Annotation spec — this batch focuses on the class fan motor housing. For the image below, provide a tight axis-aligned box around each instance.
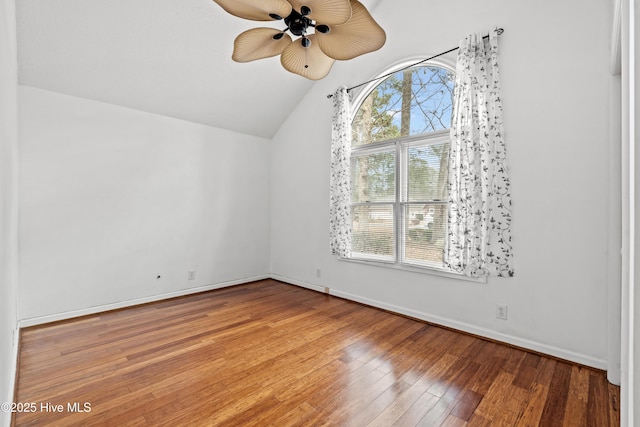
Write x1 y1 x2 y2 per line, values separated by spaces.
284 9 311 36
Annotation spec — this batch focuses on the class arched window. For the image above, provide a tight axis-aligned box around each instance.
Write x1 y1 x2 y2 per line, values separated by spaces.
349 62 454 269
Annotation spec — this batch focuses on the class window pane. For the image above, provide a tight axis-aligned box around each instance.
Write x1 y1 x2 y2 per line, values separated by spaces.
407 142 449 202
402 203 447 266
351 151 395 203
351 205 394 260
347 63 454 271
351 66 454 147
352 83 401 145
405 67 455 135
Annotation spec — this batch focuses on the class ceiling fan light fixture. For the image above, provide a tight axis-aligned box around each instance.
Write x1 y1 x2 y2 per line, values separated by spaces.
213 0 385 79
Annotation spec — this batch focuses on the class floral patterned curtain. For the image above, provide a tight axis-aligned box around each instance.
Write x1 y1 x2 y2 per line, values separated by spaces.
329 86 352 257
445 28 514 278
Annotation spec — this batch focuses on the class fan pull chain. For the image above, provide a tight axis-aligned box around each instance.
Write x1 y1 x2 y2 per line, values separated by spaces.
303 35 309 69
305 45 309 69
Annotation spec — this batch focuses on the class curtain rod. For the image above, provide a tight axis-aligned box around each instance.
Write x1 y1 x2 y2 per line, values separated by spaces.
327 27 504 99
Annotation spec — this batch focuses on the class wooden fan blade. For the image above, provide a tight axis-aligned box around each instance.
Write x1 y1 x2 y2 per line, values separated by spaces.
233 28 293 62
280 35 335 80
287 0 352 25
316 0 385 60
212 0 292 21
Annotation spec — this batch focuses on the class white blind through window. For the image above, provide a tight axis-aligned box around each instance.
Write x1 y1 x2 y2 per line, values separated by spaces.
348 63 454 272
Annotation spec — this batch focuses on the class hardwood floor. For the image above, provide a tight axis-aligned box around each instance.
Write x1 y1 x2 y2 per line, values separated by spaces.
13 280 619 426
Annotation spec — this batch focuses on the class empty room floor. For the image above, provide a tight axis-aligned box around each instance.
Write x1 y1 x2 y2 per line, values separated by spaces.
13 280 619 426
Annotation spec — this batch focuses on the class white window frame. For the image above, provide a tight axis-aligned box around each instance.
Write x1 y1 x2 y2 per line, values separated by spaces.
343 59 485 282
398 131 451 270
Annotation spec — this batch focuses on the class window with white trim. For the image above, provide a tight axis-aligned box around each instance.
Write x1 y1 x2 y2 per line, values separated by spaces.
349 63 454 270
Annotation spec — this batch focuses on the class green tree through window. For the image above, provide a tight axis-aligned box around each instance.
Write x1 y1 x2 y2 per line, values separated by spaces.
350 64 454 268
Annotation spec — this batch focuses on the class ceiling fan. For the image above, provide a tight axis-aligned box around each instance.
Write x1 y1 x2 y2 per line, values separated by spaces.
211 0 386 80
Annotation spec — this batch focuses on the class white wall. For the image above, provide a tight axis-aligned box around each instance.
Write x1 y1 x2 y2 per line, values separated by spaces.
620 0 637 423
271 0 614 368
0 0 19 425
18 86 271 323
632 0 638 422
609 72 623 385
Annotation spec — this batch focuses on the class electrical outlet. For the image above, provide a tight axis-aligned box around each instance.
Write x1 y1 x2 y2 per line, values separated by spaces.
496 304 508 320
316 269 321 278
187 270 196 280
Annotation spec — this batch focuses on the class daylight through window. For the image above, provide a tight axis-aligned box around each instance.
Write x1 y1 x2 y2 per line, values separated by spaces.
349 64 454 270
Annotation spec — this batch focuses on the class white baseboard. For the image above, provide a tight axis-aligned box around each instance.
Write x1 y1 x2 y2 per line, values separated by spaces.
18 275 270 328
271 274 608 371
15 273 608 371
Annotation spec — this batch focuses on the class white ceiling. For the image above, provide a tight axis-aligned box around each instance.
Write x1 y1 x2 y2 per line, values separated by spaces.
16 0 379 138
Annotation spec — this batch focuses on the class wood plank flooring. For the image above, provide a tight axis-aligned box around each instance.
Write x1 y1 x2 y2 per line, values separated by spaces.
13 280 619 426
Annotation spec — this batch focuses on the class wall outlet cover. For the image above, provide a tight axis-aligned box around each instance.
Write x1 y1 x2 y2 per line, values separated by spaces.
496 304 508 320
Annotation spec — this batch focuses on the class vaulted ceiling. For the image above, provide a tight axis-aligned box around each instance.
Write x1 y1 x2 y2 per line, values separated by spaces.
16 0 381 138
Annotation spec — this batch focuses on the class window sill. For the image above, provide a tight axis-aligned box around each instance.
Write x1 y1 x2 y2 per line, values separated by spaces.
339 255 487 284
